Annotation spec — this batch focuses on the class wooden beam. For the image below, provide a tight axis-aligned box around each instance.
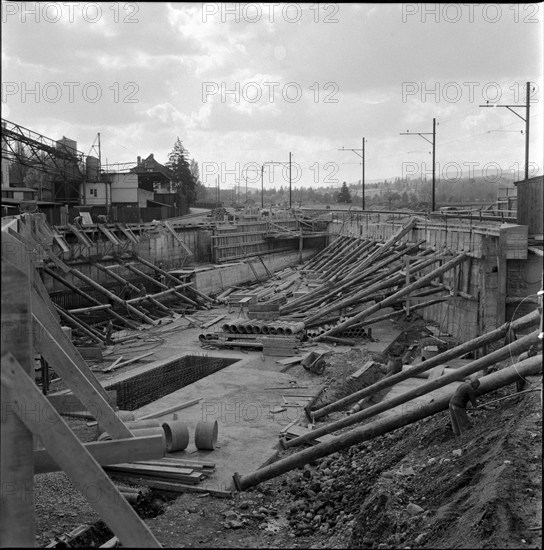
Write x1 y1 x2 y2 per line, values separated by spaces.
125 283 193 304
286 330 540 448
34 434 165 474
315 253 468 340
311 308 541 420
42 265 139 330
134 255 214 303
54 305 106 343
91 261 140 294
123 263 198 307
31 291 133 439
1 353 161 548
99 352 154 373
235 355 542 490
69 266 157 325
136 398 203 421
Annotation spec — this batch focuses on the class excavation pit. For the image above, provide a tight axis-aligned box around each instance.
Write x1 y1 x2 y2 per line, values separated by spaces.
104 355 238 411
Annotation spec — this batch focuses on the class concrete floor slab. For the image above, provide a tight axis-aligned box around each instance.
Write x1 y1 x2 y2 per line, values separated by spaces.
98 308 322 491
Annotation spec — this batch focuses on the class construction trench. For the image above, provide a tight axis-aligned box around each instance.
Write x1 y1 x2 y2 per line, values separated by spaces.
1 209 542 548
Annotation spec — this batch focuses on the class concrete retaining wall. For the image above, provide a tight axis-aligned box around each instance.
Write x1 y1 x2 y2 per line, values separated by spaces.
193 249 317 295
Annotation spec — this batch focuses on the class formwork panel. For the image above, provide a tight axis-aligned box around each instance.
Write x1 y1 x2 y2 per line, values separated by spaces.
105 355 238 410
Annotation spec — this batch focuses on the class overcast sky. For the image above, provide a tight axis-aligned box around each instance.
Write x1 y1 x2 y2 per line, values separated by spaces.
2 2 543 191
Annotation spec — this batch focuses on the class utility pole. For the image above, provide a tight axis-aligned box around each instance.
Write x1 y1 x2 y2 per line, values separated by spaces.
400 119 436 211
261 165 264 209
479 81 532 180
289 152 292 208
339 138 365 210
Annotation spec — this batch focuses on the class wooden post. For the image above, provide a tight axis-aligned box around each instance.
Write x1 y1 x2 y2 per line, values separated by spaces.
1 261 35 547
235 356 542 490
405 256 411 317
497 232 507 326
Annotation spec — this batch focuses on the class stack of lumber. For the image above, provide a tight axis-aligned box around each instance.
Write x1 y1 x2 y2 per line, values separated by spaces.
262 335 299 356
105 457 215 486
227 291 258 306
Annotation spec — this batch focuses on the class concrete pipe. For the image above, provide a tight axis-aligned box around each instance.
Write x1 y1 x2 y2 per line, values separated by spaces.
234 322 248 333
121 491 142 505
194 420 218 450
241 322 254 334
161 420 190 452
261 324 270 334
285 322 305 335
221 322 231 332
269 324 279 335
251 321 264 334
276 325 286 335
97 426 166 447
97 410 135 435
125 420 162 431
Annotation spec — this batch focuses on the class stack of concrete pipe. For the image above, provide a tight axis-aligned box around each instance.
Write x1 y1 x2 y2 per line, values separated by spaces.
220 319 305 336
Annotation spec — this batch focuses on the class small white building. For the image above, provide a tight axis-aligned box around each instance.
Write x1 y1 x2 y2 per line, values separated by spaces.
81 181 111 206
109 172 153 207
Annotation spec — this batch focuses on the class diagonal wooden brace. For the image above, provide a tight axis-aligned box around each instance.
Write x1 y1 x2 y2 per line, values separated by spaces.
1 353 161 548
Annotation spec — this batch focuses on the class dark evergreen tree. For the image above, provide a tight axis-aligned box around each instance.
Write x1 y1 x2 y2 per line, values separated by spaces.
336 181 352 203
167 138 197 207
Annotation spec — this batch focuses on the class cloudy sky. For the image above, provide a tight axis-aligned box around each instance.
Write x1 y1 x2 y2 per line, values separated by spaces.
2 2 543 191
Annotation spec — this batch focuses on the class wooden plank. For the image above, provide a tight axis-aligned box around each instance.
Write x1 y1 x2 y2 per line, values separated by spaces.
1 260 35 547
202 315 226 329
51 227 70 253
119 478 233 497
67 224 93 247
133 459 215 471
428 365 446 380
137 397 203 421
105 357 124 371
98 224 121 245
34 435 165 474
1 353 161 548
99 352 154 373
275 355 305 366
104 463 195 476
106 468 204 484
